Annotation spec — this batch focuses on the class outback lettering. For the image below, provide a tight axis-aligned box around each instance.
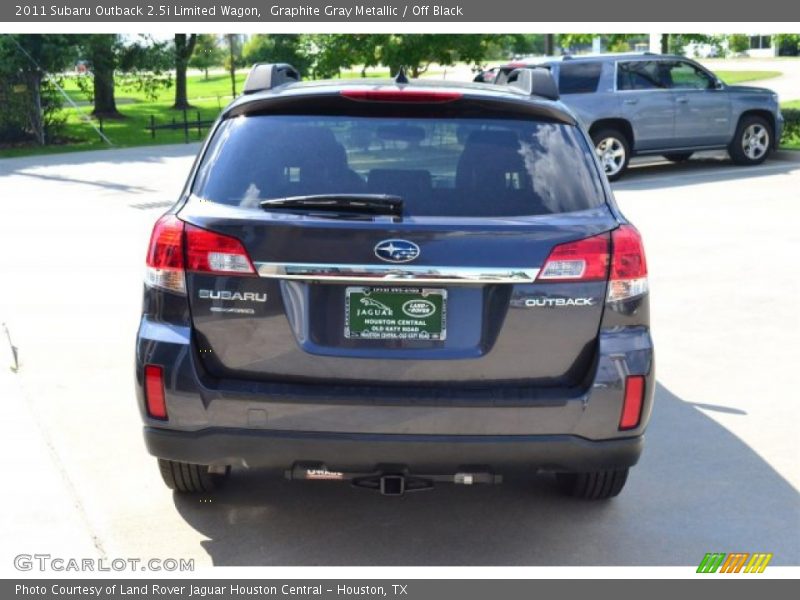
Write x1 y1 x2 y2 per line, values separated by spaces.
524 298 596 307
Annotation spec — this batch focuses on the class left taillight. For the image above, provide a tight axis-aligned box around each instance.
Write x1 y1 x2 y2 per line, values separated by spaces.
537 233 610 282
145 214 186 294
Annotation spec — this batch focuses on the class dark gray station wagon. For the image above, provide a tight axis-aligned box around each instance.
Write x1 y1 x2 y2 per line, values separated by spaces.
136 64 654 499
484 53 784 179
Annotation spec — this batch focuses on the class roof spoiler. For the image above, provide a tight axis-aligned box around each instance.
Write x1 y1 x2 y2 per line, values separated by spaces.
506 67 559 101
243 63 301 94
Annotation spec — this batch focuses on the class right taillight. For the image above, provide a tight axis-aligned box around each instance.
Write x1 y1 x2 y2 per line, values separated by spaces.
607 225 648 303
145 214 186 294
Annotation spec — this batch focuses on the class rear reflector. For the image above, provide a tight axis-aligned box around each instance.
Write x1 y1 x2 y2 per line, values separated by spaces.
619 375 645 430
145 215 186 294
340 89 462 103
537 233 610 281
144 365 167 420
607 225 648 302
185 224 255 275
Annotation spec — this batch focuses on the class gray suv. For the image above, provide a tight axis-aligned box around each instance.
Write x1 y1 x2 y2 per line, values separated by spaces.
484 53 784 180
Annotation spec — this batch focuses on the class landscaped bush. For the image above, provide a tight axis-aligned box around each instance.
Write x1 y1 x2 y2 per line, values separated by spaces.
782 109 800 146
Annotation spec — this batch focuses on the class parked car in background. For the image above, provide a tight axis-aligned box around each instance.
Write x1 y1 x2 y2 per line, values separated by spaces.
481 53 784 180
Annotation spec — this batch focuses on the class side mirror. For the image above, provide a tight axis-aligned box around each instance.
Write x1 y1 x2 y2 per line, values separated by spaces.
713 78 724 90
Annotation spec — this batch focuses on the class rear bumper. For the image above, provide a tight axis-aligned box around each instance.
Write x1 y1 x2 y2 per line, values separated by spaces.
144 426 644 472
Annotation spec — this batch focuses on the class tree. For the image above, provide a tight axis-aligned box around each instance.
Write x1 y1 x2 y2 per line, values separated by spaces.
79 34 171 119
242 35 314 75
173 34 197 110
225 34 243 96
0 34 78 145
83 34 122 118
189 34 224 79
377 34 493 78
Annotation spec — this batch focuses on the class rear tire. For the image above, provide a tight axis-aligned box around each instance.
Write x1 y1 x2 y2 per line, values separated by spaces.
556 468 629 500
591 129 630 181
729 115 772 166
663 152 693 163
158 459 229 494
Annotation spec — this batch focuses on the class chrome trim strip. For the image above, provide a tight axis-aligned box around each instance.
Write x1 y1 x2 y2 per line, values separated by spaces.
254 262 540 284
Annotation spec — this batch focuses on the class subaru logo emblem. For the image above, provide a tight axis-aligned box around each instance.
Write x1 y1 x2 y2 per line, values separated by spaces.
374 239 420 263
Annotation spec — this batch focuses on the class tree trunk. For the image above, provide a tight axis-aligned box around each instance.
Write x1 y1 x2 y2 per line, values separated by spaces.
173 34 197 110
661 34 669 54
545 34 555 55
227 35 237 97
28 73 45 145
92 63 122 118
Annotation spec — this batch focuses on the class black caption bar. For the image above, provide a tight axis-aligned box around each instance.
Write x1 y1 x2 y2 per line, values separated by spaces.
3 0 799 22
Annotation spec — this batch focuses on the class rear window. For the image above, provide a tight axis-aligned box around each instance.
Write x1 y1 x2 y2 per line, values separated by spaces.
558 62 603 94
192 115 604 217
616 61 666 90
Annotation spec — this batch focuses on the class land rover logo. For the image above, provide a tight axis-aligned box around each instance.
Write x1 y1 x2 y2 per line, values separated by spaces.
402 299 436 318
374 239 420 263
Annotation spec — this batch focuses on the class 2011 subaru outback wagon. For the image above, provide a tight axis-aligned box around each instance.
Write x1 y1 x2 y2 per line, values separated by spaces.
136 63 654 500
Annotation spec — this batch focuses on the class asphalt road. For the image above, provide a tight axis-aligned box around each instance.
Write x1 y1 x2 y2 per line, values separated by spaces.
0 146 798 568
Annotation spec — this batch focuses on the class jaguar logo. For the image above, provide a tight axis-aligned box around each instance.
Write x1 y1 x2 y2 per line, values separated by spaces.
374 239 420 263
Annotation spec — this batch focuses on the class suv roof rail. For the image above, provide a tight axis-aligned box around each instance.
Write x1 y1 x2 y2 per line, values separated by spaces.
243 63 301 94
506 67 559 101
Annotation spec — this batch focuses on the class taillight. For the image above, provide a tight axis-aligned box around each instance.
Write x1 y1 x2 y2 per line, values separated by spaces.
537 233 610 281
607 225 648 302
340 89 462 103
185 224 255 275
144 364 167 420
619 375 645 430
145 215 186 294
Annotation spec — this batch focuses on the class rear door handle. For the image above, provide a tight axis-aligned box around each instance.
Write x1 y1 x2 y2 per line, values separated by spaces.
676 97 689 103
623 98 638 105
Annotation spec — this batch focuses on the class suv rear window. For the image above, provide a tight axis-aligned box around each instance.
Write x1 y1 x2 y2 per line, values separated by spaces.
192 115 604 217
617 61 666 90
558 62 603 94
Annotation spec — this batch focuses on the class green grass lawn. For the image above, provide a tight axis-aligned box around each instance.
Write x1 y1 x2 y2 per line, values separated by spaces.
715 70 782 84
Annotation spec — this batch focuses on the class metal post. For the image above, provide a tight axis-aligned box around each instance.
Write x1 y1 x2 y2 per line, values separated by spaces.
183 109 189 143
150 115 155 139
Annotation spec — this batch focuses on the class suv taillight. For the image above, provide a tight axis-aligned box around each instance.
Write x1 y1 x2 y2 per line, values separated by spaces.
145 215 186 294
145 216 256 294
185 224 255 275
537 233 610 282
536 225 648 303
607 225 648 302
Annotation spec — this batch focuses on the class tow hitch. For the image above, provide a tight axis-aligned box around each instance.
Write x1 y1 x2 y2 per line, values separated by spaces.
285 463 502 496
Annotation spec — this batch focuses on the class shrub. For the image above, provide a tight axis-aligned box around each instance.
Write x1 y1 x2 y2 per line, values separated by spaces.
781 109 800 146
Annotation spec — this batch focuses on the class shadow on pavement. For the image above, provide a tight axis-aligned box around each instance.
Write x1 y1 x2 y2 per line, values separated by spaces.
172 382 800 566
614 154 800 191
0 143 201 176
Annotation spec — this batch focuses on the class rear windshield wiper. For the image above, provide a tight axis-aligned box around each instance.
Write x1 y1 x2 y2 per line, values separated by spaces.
260 194 403 216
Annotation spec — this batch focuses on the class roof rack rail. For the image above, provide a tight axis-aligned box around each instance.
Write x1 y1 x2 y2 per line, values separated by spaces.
243 63 300 95
506 67 559 101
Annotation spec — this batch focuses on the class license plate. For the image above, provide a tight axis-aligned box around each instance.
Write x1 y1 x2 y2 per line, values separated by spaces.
345 287 447 341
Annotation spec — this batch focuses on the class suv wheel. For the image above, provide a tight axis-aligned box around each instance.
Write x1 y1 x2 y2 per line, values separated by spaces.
556 468 629 500
730 115 772 165
663 152 693 163
158 459 229 493
592 129 630 181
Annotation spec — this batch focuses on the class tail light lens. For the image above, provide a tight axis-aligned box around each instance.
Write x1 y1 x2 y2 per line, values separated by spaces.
619 375 645 430
145 215 186 294
607 225 648 302
537 233 610 281
144 364 167 420
185 224 255 275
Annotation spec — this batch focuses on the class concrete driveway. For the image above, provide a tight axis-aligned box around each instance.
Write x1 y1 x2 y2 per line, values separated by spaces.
0 145 798 568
